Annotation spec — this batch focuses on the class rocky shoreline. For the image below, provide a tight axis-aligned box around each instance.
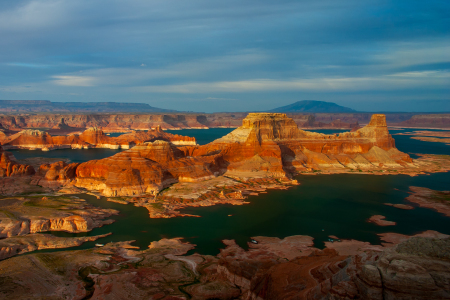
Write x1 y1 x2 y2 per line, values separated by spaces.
406 186 450 217
0 231 448 299
0 233 111 261
0 192 119 260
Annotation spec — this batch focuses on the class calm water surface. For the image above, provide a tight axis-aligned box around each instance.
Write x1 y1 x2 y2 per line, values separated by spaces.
166 128 235 145
37 127 450 255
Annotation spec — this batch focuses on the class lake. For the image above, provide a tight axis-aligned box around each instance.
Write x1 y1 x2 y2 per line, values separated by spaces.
35 127 450 255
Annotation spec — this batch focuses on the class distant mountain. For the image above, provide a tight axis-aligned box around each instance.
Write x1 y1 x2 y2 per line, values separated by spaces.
0 100 176 113
268 100 356 113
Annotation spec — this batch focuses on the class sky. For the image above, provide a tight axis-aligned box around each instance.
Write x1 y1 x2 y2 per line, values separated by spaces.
0 0 449 113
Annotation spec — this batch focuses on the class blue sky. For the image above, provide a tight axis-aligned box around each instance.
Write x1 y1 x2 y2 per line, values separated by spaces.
0 0 449 112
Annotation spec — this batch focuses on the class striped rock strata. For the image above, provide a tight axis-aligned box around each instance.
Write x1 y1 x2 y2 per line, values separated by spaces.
0 125 196 151
74 113 416 196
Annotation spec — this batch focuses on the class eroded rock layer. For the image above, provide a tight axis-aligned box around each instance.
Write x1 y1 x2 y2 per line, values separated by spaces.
0 125 196 150
0 149 35 177
74 113 419 197
2 112 448 132
75 140 221 196
0 234 448 299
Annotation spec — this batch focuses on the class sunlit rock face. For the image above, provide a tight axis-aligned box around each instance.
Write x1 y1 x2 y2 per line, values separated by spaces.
0 126 196 151
0 149 35 177
203 113 407 174
75 140 221 196
73 113 413 197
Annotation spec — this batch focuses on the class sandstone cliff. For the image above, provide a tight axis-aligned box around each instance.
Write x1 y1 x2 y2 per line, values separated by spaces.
0 125 196 150
74 113 417 197
0 112 430 134
0 149 35 177
0 195 118 238
399 114 450 128
75 140 221 196
200 113 409 176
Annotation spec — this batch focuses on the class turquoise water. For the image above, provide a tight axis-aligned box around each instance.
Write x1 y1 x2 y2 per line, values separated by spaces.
39 127 450 255
166 128 235 145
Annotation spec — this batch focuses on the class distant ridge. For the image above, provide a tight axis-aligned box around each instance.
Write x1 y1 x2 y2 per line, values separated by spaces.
0 100 176 113
268 100 356 113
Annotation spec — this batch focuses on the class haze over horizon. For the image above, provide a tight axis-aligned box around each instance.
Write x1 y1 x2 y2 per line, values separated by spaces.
0 1 449 113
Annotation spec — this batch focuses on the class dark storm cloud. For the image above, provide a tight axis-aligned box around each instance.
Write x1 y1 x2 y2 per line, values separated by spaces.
0 0 448 112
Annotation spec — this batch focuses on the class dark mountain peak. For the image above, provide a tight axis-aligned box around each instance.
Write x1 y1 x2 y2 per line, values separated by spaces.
268 100 356 113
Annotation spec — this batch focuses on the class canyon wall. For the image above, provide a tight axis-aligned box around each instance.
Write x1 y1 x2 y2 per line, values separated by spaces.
398 114 450 128
1 112 445 132
0 125 196 150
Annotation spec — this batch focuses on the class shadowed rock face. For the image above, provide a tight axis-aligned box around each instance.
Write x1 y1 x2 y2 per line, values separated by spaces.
215 236 450 300
0 231 447 299
73 113 414 197
351 237 450 300
399 114 450 128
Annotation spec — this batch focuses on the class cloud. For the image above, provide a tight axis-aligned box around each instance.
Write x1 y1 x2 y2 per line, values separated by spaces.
52 75 96 86
134 71 450 93
45 49 269 86
0 0 68 31
0 0 449 112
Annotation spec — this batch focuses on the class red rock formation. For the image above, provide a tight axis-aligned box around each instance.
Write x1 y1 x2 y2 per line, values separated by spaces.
74 113 415 196
39 161 79 181
0 126 196 150
215 234 450 300
1 112 438 133
216 236 379 300
399 114 450 128
0 149 35 177
75 140 221 196
193 113 407 176
0 113 213 131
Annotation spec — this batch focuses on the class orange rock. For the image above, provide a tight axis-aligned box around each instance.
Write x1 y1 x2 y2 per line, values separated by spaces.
0 150 35 177
0 126 196 150
75 113 414 196
75 140 221 196
39 161 80 181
